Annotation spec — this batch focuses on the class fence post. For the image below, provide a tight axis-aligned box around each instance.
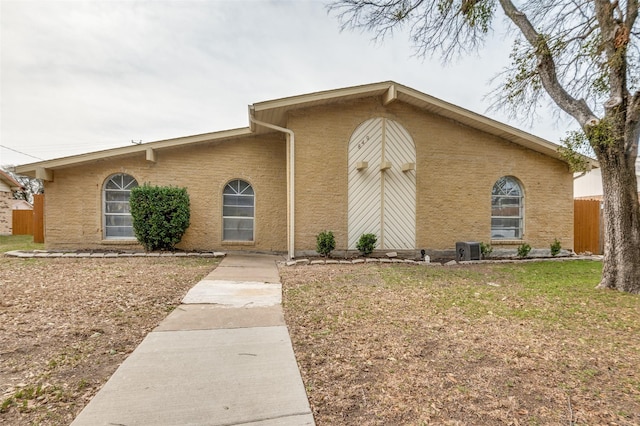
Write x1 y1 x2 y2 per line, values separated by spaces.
33 194 44 243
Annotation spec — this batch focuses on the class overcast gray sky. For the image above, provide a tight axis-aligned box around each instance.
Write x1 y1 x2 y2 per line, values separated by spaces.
0 0 575 167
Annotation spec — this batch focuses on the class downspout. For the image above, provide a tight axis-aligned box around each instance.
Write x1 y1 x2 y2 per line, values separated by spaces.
249 109 295 260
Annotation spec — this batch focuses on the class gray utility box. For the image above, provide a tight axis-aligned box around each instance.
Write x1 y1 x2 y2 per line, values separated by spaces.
456 242 481 261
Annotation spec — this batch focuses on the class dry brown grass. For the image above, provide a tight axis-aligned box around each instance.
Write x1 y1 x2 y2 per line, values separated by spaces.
0 257 217 425
281 261 640 425
2 255 638 425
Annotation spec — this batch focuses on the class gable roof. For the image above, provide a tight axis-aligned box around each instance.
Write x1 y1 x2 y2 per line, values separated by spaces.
15 81 598 177
250 81 597 167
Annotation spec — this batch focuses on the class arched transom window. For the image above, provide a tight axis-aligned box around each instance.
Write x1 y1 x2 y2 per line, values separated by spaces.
223 179 254 241
103 173 138 239
491 176 523 240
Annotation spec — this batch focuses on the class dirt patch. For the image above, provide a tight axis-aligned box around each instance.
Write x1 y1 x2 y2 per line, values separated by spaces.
281 263 640 425
0 257 217 425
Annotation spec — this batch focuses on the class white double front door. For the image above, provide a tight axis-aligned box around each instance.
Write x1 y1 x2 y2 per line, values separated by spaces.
347 118 416 250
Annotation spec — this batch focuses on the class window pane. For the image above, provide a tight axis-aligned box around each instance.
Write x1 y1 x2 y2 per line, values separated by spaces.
224 217 253 230
492 205 520 217
223 205 254 217
121 175 137 189
106 226 134 238
492 176 522 196
223 194 254 207
491 229 520 239
105 202 131 214
105 191 130 202
492 196 520 207
222 180 254 242
492 217 520 228
491 177 523 240
105 215 133 227
104 174 138 239
223 218 253 240
224 228 254 241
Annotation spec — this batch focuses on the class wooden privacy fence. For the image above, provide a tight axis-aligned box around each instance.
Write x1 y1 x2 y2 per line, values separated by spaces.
11 194 44 243
574 199 602 254
12 210 33 235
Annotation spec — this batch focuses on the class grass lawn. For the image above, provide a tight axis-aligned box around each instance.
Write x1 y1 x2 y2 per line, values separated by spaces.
0 235 44 253
281 260 640 425
0 256 217 425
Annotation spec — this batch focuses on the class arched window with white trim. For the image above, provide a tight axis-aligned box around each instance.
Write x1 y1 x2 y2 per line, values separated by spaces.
103 173 138 239
491 176 524 240
223 179 254 241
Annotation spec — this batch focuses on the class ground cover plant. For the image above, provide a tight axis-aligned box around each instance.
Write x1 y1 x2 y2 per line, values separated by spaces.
0 256 217 425
281 261 640 425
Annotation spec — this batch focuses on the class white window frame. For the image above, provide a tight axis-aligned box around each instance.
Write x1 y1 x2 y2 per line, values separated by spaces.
222 179 255 242
103 173 138 240
491 176 524 240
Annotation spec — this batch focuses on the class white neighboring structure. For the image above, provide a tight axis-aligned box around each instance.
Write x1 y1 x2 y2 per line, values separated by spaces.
574 157 640 199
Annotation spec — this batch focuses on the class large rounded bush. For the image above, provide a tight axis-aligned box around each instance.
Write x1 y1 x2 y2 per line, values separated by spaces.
129 184 190 251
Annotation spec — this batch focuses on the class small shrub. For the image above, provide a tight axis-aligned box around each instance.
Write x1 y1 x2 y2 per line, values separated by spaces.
316 230 336 257
550 238 562 256
517 243 532 258
356 233 377 256
479 242 493 259
130 184 190 251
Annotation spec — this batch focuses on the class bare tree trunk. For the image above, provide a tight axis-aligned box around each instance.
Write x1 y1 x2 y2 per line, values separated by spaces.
597 149 640 294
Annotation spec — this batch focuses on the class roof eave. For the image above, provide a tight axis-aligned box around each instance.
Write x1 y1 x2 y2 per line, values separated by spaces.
15 127 253 176
0 170 24 189
250 80 598 168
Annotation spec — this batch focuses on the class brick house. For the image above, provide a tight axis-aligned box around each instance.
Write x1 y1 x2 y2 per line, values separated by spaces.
0 170 25 235
15 82 596 257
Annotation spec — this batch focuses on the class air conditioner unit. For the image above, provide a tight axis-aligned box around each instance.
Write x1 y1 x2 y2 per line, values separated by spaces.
456 242 481 261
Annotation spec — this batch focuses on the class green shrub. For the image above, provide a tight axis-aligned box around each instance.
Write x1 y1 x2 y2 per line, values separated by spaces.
356 233 377 256
316 230 336 257
130 184 190 251
550 238 562 256
517 243 532 258
479 242 493 258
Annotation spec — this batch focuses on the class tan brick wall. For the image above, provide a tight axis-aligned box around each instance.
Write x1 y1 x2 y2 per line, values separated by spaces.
43 135 288 252
43 96 574 254
289 97 574 254
0 191 12 235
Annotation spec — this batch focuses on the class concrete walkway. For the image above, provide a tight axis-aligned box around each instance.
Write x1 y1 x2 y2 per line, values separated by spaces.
71 254 315 426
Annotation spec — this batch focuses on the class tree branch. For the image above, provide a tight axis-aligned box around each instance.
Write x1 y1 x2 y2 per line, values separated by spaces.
498 0 598 127
626 0 638 35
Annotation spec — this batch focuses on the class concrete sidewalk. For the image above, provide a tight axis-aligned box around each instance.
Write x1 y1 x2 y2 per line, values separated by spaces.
71 254 315 426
